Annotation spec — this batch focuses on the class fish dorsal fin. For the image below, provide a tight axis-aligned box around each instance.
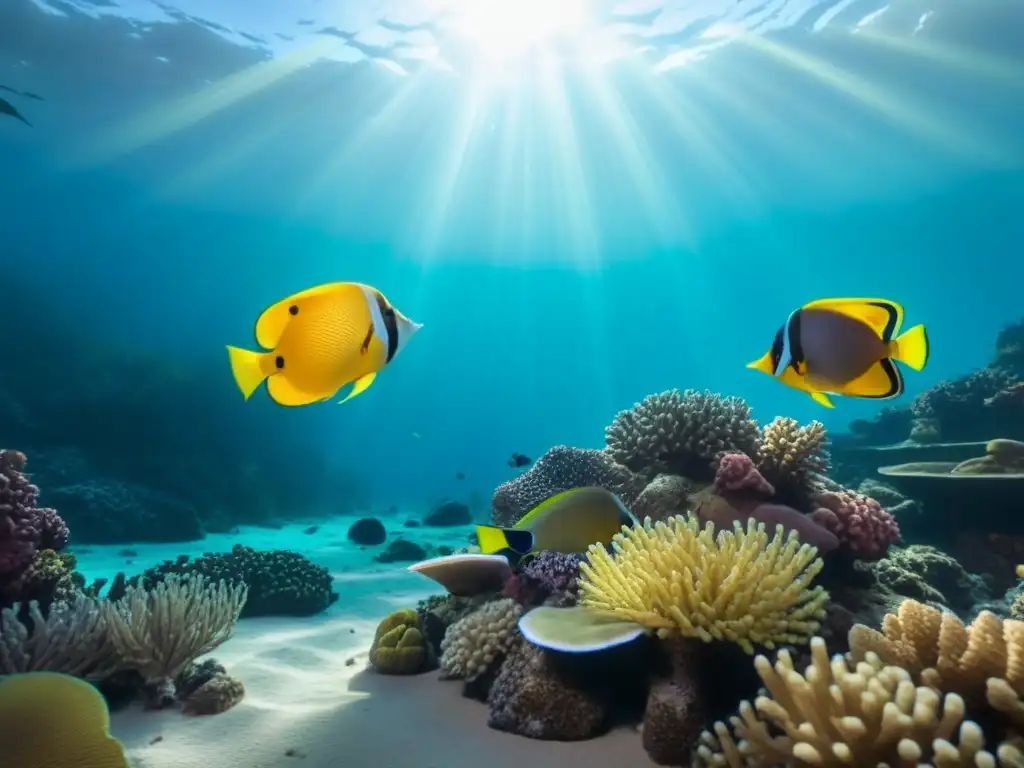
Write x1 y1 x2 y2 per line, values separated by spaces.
254 282 359 350
802 297 904 341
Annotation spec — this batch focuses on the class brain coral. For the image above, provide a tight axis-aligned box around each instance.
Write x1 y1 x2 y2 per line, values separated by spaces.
604 389 760 481
578 514 828 654
439 598 522 681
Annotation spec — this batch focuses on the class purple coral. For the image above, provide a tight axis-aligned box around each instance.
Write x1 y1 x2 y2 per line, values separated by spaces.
0 449 69 575
523 551 583 595
490 446 645 527
811 489 900 560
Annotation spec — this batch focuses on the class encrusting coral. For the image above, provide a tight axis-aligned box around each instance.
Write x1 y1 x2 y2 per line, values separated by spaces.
577 514 828 654
604 389 761 481
439 597 522 681
369 608 432 675
696 636 1022 767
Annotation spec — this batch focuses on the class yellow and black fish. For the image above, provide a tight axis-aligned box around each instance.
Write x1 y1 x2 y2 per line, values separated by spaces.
227 282 422 407
747 297 929 409
475 486 637 561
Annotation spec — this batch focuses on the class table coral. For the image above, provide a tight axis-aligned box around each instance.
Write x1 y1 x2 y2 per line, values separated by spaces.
604 389 761 481
578 514 828 654
490 445 645 527
811 488 900 560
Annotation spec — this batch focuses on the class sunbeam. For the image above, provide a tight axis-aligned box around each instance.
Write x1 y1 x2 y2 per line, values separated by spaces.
729 28 1017 168
67 37 344 167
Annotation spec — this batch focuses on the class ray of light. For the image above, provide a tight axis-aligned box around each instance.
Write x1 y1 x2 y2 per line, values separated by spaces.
68 38 344 167
414 74 490 259
849 26 1024 90
291 62 443 212
622 61 765 221
731 29 1016 167
534 51 600 267
578 64 689 249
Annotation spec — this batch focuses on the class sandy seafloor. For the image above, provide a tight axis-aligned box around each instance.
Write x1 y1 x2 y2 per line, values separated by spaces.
73 515 644 768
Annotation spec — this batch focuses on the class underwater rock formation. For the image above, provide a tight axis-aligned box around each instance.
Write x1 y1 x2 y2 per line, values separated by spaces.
347 516 386 545
423 500 472 527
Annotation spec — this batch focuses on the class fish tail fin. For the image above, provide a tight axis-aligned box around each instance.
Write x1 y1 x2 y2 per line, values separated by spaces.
475 525 511 555
889 324 929 371
226 345 270 400
475 526 534 556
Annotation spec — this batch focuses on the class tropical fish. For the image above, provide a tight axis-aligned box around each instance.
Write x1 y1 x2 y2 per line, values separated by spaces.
747 297 929 409
475 486 637 561
0 96 30 126
508 452 532 468
227 282 422 407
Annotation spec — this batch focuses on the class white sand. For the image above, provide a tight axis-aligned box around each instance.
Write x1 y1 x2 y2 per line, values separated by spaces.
74 516 645 768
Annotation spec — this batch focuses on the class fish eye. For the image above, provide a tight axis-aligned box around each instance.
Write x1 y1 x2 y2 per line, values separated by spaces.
288 305 299 316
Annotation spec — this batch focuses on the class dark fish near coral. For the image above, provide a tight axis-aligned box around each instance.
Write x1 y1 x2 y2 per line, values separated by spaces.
508 452 531 468
476 486 637 561
0 96 31 126
747 297 929 408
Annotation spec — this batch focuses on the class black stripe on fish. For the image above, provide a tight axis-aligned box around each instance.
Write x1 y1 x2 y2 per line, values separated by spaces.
788 309 806 373
502 529 535 554
870 301 900 343
374 293 399 363
863 359 904 399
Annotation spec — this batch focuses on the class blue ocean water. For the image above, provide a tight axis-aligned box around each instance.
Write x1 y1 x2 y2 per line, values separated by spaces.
4 0 1022 512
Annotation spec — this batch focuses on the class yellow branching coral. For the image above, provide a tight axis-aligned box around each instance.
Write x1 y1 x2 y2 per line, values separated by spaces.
578 514 828 654
849 599 1024 725
696 637 1024 767
756 416 830 490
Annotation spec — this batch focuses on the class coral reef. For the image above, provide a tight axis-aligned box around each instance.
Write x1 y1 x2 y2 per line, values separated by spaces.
632 473 693 523
578 514 828 654
491 445 645 527
108 544 337 618
604 389 760 481
0 449 72 608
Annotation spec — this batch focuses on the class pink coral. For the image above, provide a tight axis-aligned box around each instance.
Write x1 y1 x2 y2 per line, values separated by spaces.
811 489 900 560
0 449 69 575
714 452 774 497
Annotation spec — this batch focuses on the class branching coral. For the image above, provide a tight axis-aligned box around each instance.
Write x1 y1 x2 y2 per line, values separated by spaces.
696 636 1021 767
755 417 830 499
0 594 119 678
439 597 522 681
848 599 1024 711
604 389 761 481
577 514 828 654
490 445 646 527
101 574 247 706
811 489 901 560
